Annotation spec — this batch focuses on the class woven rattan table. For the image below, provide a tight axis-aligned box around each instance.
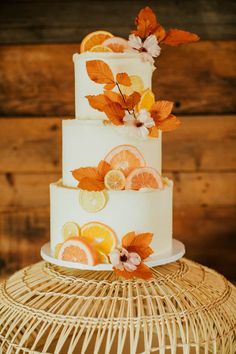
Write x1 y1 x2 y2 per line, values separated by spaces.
0 258 235 354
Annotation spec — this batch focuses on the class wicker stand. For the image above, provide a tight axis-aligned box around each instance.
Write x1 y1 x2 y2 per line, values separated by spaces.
0 258 235 354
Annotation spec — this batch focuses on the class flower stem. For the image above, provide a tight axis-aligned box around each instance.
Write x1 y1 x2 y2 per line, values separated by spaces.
116 82 137 119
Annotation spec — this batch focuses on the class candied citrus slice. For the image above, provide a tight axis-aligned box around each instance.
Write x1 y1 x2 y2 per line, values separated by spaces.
90 45 113 52
58 237 98 265
54 243 62 258
81 222 118 254
102 36 129 52
104 145 146 177
104 169 126 190
97 249 110 264
120 75 144 95
125 167 163 190
79 190 108 212
80 30 114 52
62 222 80 240
138 89 155 111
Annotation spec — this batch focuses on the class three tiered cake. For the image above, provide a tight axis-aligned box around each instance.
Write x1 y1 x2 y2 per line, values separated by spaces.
43 7 199 279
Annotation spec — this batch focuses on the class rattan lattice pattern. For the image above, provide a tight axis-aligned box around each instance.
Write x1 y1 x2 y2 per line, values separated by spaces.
0 258 235 353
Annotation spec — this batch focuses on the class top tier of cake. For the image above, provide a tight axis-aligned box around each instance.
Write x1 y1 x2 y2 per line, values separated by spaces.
73 52 154 119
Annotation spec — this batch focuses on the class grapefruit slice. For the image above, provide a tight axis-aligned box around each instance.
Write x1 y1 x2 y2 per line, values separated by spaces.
102 36 129 52
138 89 155 111
104 145 146 177
90 45 113 52
79 190 108 212
120 75 144 95
81 222 118 255
58 237 98 265
125 167 163 190
80 30 114 52
62 222 80 240
104 169 126 190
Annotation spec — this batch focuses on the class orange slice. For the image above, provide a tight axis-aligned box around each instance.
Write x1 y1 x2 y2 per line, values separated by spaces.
120 75 144 95
58 237 98 265
90 45 113 52
125 167 163 190
80 30 114 53
97 249 110 264
81 222 118 255
104 169 126 190
102 36 129 52
104 145 146 177
62 222 80 240
138 89 155 111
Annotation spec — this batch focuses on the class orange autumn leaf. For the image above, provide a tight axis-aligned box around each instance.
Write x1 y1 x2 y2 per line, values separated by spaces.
150 100 174 121
86 60 115 85
103 102 125 125
158 114 181 131
104 82 116 90
78 178 105 191
72 167 100 181
163 29 200 46
116 73 131 86
103 90 124 105
86 94 110 111
125 91 141 110
98 160 112 178
133 6 162 40
114 262 153 280
148 126 159 138
122 232 153 260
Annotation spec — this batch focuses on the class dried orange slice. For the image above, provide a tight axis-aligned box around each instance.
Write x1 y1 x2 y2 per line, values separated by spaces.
125 167 163 190
104 145 146 177
79 190 108 212
80 30 114 52
102 36 129 52
138 89 155 111
90 45 113 52
58 237 98 265
104 169 126 190
81 222 118 255
120 75 144 95
62 222 80 240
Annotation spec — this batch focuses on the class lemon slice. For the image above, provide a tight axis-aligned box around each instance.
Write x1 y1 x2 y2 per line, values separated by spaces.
54 243 63 258
138 89 155 111
79 190 108 213
90 45 113 52
104 169 126 190
120 75 144 95
62 222 80 240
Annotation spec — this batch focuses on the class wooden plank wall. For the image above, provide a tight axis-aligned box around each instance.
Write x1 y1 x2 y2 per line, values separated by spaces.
0 0 235 280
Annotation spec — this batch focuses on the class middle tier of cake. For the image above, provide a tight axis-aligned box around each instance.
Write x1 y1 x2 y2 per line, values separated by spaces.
62 119 162 187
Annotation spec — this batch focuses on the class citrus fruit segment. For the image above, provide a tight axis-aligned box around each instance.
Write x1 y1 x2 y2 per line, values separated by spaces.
138 89 155 111
104 145 146 177
80 30 114 52
120 75 144 95
104 169 126 190
97 249 110 264
125 167 163 190
58 237 98 265
62 222 80 240
79 190 108 213
54 243 63 258
81 222 118 255
102 36 129 52
90 45 113 52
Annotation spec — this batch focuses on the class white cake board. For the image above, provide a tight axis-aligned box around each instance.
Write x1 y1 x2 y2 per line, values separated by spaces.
41 239 185 271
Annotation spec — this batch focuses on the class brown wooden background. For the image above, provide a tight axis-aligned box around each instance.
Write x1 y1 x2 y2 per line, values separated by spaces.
0 0 235 281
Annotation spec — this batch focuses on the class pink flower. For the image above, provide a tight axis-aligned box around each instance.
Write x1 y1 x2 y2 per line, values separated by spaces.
126 34 161 64
123 109 155 138
109 247 141 272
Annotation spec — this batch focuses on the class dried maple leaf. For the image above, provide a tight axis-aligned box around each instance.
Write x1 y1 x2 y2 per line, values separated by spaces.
103 102 125 126
98 160 112 178
158 114 181 131
86 94 110 112
72 167 100 181
122 232 153 260
114 262 153 280
79 178 105 191
125 91 141 110
86 60 115 85
133 6 161 40
162 29 200 46
116 73 131 86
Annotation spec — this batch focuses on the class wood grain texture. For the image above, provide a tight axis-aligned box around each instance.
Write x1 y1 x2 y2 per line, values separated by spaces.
0 116 235 173
0 42 235 116
0 0 235 43
0 206 235 279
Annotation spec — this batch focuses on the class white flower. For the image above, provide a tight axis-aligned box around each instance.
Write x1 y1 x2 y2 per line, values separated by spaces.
109 247 141 272
123 109 155 138
126 34 161 64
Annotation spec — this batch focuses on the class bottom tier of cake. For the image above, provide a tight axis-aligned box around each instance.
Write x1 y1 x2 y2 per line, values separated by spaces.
50 180 173 264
